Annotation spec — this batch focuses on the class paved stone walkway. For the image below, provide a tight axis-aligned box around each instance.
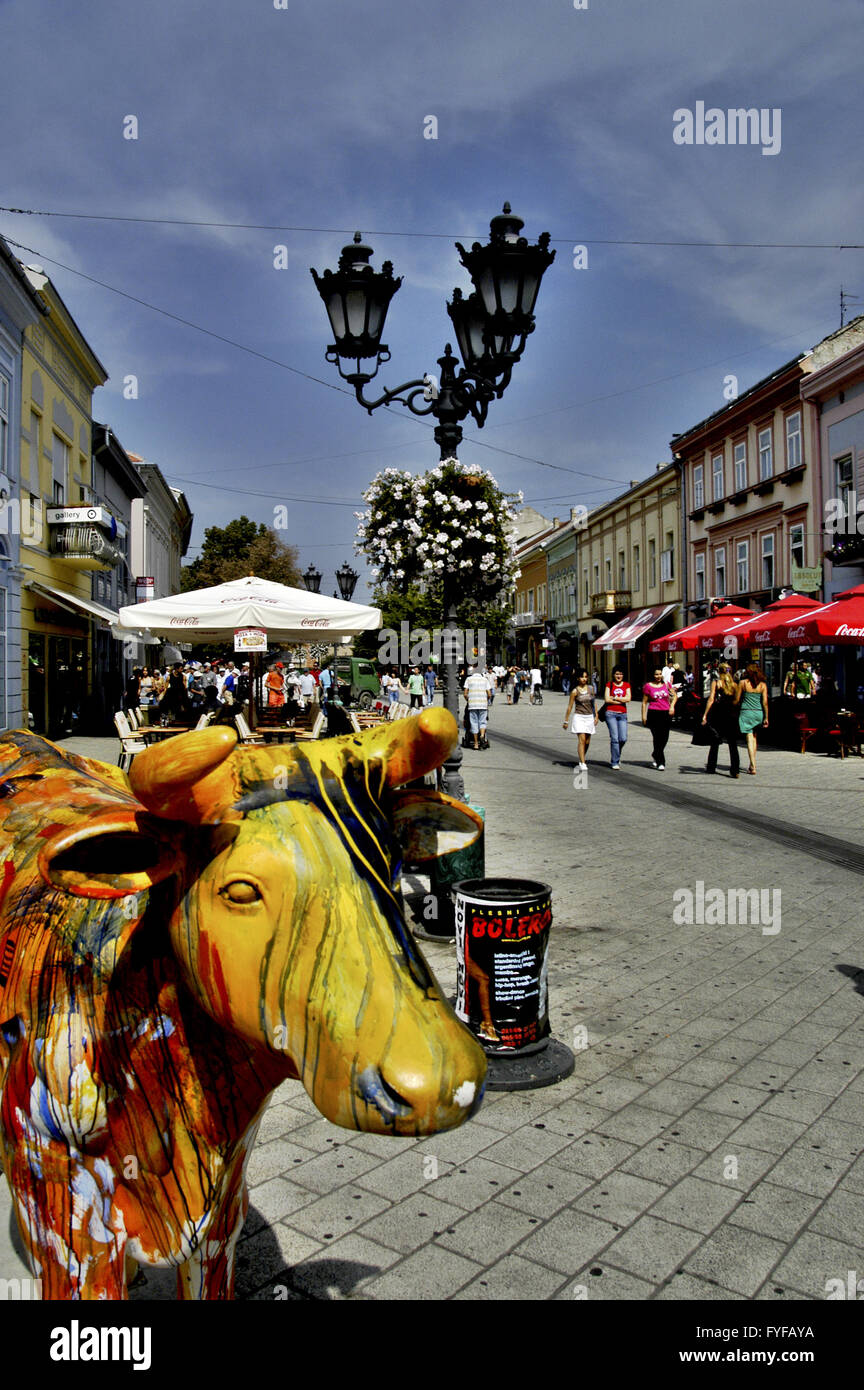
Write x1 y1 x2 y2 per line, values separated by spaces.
0 705 862 1300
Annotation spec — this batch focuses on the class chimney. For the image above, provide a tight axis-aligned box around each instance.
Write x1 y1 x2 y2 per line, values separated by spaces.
629 479 639 489
552 516 560 527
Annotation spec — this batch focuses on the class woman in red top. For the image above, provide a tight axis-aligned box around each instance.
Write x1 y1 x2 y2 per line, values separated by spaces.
603 667 631 769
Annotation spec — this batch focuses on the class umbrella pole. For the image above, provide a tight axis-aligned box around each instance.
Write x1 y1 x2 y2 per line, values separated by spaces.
249 651 259 732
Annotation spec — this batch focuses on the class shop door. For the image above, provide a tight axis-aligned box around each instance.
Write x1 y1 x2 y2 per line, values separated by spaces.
28 634 46 734
47 636 86 740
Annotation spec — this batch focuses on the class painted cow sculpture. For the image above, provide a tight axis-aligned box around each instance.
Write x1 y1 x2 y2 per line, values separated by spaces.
0 708 486 1299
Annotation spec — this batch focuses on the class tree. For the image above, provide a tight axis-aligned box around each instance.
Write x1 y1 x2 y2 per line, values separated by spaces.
181 517 301 591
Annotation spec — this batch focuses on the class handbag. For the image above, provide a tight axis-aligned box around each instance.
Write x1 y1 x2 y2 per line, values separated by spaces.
692 722 719 746
596 702 608 722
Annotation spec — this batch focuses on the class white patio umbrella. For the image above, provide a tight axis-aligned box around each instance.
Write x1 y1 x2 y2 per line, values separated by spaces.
116 575 381 728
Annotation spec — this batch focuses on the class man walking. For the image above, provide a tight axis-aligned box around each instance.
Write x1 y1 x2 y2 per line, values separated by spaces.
529 664 543 704
463 664 490 750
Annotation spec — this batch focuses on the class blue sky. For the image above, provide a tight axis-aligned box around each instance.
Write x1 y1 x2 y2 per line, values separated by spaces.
1 0 862 599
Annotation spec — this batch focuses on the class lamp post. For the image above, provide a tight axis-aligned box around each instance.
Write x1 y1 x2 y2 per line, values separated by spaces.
302 564 322 593
312 203 554 796
335 562 359 602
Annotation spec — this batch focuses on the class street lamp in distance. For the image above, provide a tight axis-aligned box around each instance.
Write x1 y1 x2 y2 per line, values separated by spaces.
302 564 322 593
335 562 359 602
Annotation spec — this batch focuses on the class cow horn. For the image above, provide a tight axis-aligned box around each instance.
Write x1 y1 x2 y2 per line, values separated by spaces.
363 707 458 787
129 726 240 823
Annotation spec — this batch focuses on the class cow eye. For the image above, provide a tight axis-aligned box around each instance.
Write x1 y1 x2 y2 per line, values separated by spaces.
221 880 262 905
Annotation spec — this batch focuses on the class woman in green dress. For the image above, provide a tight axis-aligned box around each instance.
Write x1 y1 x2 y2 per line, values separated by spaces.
736 663 769 775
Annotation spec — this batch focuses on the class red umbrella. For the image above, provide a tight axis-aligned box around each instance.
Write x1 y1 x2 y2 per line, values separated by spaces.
776 584 864 647
649 604 753 652
724 593 824 648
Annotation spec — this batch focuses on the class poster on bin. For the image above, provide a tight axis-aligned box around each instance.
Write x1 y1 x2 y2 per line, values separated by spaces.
454 885 552 1051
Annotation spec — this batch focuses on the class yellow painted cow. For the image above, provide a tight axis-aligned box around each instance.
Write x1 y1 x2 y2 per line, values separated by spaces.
0 709 486 1299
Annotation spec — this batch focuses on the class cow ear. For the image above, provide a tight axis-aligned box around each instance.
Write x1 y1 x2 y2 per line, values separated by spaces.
391 790 483 863
37 811 179 899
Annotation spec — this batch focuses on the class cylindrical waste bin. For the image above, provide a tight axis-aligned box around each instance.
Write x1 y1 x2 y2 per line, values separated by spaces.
452 878 552 1052
451 877 574 1090
417 808 485 941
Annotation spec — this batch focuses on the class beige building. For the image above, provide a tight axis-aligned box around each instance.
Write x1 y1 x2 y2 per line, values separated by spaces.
581 463 683 686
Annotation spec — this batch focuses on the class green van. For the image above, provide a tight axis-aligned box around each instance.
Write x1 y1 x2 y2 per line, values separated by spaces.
333 657 380 709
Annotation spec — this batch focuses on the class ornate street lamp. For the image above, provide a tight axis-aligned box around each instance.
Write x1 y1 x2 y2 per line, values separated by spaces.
302 564 322 593
311 203 554 459
335 561 359 602
312 204 554 795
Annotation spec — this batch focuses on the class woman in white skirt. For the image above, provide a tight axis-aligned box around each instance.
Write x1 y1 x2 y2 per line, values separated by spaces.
562 667 599 769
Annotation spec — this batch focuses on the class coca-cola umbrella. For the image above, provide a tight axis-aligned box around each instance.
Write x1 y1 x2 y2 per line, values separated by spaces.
649 604 753 652
721 593 824 650
774 584 864 647
116 574 381 728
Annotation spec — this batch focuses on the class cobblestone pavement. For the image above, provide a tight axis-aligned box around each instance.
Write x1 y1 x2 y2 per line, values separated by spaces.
1 706 863 1301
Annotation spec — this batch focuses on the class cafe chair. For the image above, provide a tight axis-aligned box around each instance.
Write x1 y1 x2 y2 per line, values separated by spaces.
113 711 148 771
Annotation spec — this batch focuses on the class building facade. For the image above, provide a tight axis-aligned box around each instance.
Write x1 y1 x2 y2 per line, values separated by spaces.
800 316 864 601
0 238 44 731
17 265 121 738
91 424 148 726
581 464 683 686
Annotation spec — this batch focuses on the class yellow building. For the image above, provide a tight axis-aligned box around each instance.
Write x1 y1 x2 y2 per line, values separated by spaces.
17 265 118 737
581 463 683 687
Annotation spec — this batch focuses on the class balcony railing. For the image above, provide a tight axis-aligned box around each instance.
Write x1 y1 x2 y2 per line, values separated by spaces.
49 524 124 571
589 589 631 616
513 610 541 627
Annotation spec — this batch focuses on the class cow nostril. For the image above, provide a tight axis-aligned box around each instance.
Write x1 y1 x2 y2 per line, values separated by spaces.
356 1066 413 1123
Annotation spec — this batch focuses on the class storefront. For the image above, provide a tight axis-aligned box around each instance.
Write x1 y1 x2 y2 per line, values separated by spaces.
591 603 679 692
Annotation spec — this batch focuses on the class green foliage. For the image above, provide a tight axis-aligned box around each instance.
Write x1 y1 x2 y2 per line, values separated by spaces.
181 517 301 591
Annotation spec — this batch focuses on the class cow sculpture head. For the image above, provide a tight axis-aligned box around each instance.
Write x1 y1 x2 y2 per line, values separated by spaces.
37 709 487 1138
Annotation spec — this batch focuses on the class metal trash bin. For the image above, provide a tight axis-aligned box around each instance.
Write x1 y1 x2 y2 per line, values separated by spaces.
451 877 574 1091
416 807 485 941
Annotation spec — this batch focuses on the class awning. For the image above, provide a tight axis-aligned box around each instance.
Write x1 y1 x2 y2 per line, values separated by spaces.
27 580 119 626
592 604 677 650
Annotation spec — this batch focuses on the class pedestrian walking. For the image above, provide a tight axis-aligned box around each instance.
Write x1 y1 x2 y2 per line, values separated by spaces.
737 663 769 775
603 666 631 769
407 666 424 709
424 664 436 706
563 668 598 771
641 666 677 770
701 661 740 777
463 665 490 750
529 665 543 704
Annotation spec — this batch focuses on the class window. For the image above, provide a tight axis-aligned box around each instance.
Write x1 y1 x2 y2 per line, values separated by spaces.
786 411 802 468
661 531 674 582
52 433 69 501
53 480 64 505
758 427 773 480
29 410 40 484
712 453 724 500
790 523 804 569
527 588 534 613
618 550 626 588
583 569 588 606
633 544 640 590
0 374 9 475
761 534 775 589
835 453 854 509
734 441 747 492
649 538 656 588
695 553 706 600
693 464 704 509
715 546 726 596
605 556 612 588
736 540 749 593
592 563 599 594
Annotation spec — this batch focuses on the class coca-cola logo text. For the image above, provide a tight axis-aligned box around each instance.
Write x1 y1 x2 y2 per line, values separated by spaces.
300 618 331 627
